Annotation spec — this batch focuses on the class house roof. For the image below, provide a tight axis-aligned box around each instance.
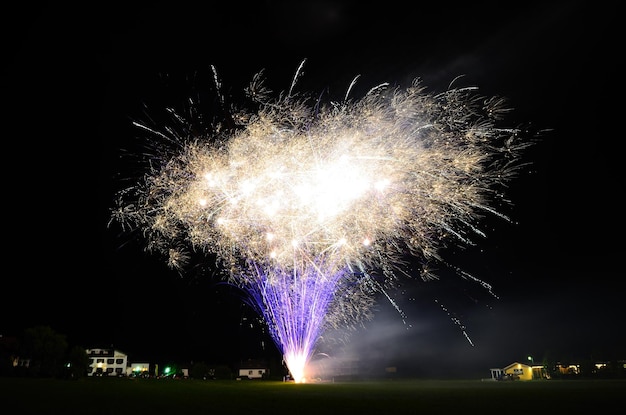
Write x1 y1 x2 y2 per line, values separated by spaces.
503 362 531 370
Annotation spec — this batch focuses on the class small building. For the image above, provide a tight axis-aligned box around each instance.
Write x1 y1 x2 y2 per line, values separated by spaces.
238 359 268 379
490 362 534 381
127 362 150 377
490 362 550 380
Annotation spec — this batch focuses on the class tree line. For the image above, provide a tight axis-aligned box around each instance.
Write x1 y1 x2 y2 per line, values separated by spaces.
0 326 89 379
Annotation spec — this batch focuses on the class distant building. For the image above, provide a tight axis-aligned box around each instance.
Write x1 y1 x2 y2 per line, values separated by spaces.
489 362 549 381
128 362 151 377
238 359 268 379
86 348 128 377
557 363 578 375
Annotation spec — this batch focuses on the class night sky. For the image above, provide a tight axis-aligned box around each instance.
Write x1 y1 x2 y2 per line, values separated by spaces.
4 1 623 378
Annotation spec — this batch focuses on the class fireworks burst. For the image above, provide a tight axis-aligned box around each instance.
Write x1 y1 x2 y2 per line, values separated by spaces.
110 60 533 383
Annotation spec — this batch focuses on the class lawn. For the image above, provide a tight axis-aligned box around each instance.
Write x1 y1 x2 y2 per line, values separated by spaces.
3 377 624 415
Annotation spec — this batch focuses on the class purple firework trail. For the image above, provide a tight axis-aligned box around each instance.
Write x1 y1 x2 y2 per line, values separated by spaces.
110 60 533 382
243 260 350 383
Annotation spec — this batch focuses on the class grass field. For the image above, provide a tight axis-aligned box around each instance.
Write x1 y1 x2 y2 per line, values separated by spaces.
3 377 625 415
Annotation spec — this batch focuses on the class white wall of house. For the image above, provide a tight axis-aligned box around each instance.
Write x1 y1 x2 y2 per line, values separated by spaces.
86 348 128 377
238 368 267 379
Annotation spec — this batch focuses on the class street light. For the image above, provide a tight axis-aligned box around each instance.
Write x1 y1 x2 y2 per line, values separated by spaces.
527 356 534 365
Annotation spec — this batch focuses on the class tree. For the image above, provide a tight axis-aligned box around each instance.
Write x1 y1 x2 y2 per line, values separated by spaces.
0 335 19 376
190 361 211 379
65 345 89 379
20 326 68 377
213 364 233 380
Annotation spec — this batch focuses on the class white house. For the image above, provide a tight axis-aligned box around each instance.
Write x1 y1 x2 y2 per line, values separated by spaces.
86 348 128 377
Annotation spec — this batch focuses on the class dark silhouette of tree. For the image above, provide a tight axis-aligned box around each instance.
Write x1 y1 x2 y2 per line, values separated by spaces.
190 361 211 379
0 335 19 376
212 364 233 380
20 326 67 377
65 345 89 379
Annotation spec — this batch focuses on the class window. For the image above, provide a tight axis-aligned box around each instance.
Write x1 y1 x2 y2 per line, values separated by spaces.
96 359 104 363
116 358 124 364
107 358 114 364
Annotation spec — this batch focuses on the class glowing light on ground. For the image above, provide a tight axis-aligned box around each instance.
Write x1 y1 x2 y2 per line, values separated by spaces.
110 61 533 382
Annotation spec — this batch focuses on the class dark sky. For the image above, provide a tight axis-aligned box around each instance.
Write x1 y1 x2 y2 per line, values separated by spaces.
4 1 623 378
